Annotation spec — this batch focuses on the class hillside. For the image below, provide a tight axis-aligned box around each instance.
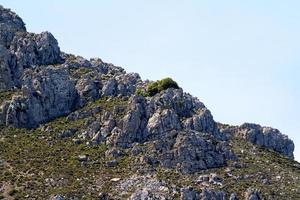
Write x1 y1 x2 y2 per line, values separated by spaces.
0 5 299 200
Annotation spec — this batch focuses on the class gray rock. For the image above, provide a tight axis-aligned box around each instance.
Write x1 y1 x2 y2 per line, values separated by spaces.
0 5 26 47
229 193 239 200
3 66 79 128
10 31 62 67
153 131 233 174
199 188 226 200
76 78 100 105
50 195 64 200
106 160 118 168
147 109 181 139
121 175 170 200
181 188 226 200
209 173 222 185
245 188 262 200
108 96 147 147
65 55 91 69
147 88 205 118
102 78 117 97
239 123 294 159
180 187 199 200
184 108 223 139
0 46 17 91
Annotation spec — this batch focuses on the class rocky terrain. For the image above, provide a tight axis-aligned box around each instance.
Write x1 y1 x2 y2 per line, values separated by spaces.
0 5 299 200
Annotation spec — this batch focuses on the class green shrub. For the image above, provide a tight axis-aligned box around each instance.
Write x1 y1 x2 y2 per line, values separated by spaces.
137 78 179 97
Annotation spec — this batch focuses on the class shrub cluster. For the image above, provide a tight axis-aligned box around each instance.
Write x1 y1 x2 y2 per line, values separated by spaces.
136 77 179 97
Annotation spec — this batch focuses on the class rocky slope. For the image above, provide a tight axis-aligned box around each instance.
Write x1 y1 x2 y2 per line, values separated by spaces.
0 5 299 200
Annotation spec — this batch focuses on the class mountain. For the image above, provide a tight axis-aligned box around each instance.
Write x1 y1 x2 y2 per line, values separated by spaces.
0 5 299 200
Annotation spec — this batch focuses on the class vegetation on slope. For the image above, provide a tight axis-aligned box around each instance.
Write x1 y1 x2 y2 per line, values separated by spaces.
136 77 179 97
0 97 299 199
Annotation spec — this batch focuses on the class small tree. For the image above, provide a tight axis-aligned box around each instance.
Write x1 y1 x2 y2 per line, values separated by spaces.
144 77 179 97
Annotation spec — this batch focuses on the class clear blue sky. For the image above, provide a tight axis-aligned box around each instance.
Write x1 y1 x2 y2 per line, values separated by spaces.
2 0 300 161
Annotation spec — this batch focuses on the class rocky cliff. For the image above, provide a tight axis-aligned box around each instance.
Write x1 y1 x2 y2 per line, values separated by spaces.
0 5 299 200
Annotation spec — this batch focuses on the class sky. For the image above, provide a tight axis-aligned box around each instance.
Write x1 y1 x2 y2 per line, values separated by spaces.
1 0 300 161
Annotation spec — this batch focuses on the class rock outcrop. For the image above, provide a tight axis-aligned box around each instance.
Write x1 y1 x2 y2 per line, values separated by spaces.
0 6 62 91
0 5 26 47
1 66 79 128
238 123 294 159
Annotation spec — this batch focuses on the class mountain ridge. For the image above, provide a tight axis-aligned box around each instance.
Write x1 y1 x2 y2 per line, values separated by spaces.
0 5 299 200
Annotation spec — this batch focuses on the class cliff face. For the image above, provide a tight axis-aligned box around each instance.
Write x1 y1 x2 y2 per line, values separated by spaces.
0 5 299 200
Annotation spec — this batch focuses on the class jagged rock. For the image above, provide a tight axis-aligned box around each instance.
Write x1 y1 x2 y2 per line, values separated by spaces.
65 55 91 68
0 5 26 47
147 88 205 118
239 123 294 159
101 73 140 97
147 109 181 139
76 78 101 105
180 187 199 200
10 31 62 67
102 78 117 96
0 6 62 91
0 46 17 91
100 119 116 137
108 96 147 147
199 188 226 200
245 188 262 200
2 67 79 128
115 73 141 96
181 188 226 200
184 107 223 139
90 58 108 73
118 175 171 199
153 131 233 174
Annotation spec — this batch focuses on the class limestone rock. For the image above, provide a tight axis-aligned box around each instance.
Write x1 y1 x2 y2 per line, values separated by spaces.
147 88 205 118
76 78 101 105
0 46 16 91
108 96 147 147
147 109 181 140
153 131 233 174
3 66 79 128
239 123 294 159
0 5 26 47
